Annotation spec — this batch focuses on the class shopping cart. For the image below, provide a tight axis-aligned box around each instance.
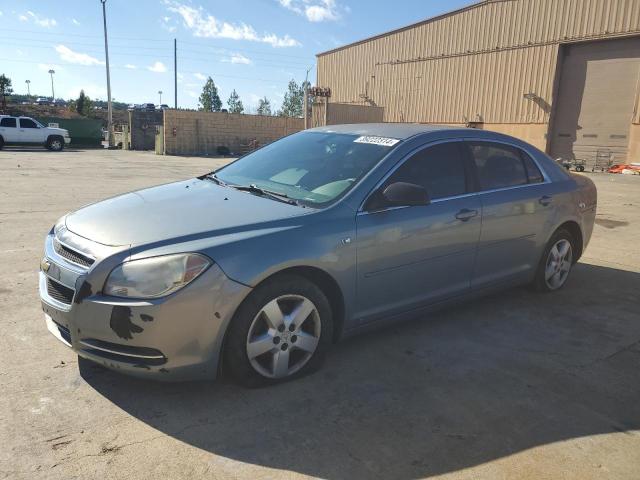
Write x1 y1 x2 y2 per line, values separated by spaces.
592 149 613 172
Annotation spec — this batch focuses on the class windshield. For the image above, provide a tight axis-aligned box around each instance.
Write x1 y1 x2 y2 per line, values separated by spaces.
215 131 399 207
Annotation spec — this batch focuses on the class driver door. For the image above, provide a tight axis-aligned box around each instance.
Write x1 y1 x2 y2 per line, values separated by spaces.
355 141 482 324
18 118 46 143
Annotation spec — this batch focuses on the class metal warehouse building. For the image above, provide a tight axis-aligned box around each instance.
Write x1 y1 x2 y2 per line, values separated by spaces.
315 0 640 164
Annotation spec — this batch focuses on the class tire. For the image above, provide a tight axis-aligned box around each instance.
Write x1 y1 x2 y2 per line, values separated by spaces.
224 274 333 387
533 228 575 293
46 136 64 152
0 136 4 150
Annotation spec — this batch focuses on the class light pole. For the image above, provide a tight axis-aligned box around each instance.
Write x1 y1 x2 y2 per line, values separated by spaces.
100 0 114 147
47 70 55 101
158 90 162 105
25 79 31 97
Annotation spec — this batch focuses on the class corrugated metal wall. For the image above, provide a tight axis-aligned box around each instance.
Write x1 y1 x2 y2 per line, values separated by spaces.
311 102 385 127
317 0 640 124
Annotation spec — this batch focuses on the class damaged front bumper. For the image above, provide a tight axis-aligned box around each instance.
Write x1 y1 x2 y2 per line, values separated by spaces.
40 229 251 381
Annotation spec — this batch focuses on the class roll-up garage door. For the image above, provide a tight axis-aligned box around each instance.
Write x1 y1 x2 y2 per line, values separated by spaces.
550 37 640 167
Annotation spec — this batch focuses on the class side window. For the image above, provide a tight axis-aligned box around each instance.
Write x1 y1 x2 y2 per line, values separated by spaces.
469 142 528 190
522 153 544 183
19 118 38 129
0 117 17 128
387 142 467 200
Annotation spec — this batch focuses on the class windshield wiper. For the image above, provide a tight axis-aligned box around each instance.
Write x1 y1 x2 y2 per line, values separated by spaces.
201 173 227 186
231 184 302 206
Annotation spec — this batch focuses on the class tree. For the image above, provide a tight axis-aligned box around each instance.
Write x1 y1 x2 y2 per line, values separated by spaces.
256 96 272 116
278 79 306 117
0 74 13 109
75 89 93 116
199 76 222 112
227 89 244 114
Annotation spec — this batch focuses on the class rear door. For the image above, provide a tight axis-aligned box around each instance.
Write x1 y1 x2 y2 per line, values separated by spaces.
355 141 481 322
464 141 555 288
0 117 19 142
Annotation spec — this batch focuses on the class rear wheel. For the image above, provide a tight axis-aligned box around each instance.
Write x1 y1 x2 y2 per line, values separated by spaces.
533 228 575 292
46 136 64 152
224 274 332 387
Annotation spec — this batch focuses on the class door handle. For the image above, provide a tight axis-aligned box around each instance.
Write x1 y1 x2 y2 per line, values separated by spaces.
455 208 478 221
539 195 553 206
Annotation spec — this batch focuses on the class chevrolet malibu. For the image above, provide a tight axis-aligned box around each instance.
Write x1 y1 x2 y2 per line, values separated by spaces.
40 124 597 386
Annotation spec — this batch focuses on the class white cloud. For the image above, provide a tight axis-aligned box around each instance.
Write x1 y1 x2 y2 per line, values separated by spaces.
277 0 342 22
124 64 137 69
55 45 104 66
165 1 300 47
20 11 57 27
147 61 167 73
194 72 206 81
187 90 198 98
0 11 3 16
224 53 251 65
72 18 80 25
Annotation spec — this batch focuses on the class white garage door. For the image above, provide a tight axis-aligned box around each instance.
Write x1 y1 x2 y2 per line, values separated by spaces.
550 37 640 167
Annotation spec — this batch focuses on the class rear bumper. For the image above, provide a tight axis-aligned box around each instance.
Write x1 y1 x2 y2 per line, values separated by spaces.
40 233 251 381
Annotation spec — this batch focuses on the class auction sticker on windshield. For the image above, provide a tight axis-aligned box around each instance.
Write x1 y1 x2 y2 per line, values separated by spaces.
353 136 400 147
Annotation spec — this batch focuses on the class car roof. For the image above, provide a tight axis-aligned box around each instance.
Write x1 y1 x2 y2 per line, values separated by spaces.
307 123 468 140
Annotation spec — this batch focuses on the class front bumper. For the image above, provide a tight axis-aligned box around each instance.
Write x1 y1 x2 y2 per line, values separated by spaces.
40 231 251 381
64 137 71 144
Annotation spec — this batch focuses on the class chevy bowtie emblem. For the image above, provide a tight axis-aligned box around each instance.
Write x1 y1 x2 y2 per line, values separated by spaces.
41 258 51 273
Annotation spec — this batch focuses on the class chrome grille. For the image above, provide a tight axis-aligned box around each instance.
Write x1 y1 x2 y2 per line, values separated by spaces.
53 240 94 268
46 278 74 304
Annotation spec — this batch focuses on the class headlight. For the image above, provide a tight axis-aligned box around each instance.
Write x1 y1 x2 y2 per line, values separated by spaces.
104 253 211 299
54 216 66 235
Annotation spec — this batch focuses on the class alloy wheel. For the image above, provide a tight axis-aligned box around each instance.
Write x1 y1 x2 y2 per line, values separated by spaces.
246 294 321 379
544 239 573 290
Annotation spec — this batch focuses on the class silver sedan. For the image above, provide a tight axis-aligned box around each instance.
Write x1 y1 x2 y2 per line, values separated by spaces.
39 124 597 386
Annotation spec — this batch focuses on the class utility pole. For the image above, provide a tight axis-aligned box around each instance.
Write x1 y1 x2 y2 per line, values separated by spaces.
25 79 31 97
47 70 55 100
303 66 312 129
101 0 114 148
158 90 163 105
174 38 177 109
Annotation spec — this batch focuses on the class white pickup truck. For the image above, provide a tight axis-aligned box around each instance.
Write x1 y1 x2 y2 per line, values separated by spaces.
0 115 71 151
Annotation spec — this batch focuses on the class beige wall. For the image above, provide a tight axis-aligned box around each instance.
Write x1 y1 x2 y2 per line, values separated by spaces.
629 124 640 163
317 0 640 125
163 110 304 156
311 101 385 127
483 123 550 152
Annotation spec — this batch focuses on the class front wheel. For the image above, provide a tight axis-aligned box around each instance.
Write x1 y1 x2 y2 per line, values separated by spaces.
533 229 575 292
224 274 333 387
46 136 64 152
0 136 4 150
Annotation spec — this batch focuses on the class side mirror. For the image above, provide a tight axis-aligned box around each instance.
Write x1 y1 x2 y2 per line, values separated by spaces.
362 182 430 212
382 182 430 207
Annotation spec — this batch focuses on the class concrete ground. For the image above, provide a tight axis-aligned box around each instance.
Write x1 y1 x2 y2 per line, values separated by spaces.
0 148 638 480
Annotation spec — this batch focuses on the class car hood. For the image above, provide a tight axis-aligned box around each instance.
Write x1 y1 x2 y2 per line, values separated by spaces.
65 178 308 247
47 127 68 135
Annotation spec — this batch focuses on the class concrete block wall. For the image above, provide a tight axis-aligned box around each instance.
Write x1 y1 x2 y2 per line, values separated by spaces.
163 110 304 156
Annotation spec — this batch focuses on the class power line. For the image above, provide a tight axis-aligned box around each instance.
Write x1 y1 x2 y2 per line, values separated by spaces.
0 28 313 60
0 57 305 83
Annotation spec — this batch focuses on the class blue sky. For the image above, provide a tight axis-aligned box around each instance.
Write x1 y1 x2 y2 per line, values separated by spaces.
0 0 475 111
